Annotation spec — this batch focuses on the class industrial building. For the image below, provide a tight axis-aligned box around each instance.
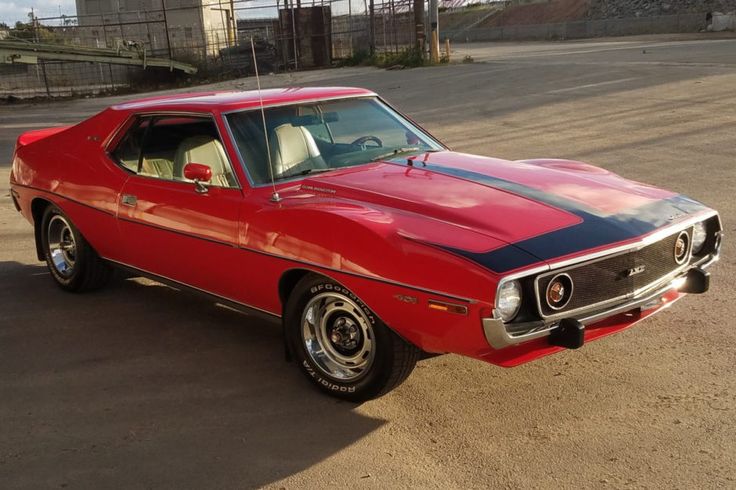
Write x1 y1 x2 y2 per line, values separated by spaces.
73 0 237 58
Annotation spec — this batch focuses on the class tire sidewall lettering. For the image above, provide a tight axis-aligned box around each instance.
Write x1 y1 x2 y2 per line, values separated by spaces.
302 360 356 393
308 282 376 325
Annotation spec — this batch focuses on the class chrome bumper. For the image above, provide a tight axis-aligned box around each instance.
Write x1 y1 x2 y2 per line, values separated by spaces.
482 258 717 350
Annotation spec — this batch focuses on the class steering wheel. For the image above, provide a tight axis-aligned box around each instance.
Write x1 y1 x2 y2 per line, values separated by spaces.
351 135 383 150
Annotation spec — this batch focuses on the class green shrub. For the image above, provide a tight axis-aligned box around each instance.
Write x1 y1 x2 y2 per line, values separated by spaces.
373 48 425 68
339 49 374 67
339 47 426 69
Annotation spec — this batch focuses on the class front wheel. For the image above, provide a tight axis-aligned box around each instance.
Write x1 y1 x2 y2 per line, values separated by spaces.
284 274 420 402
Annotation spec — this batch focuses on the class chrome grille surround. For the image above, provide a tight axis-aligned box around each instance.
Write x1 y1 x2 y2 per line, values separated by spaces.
533 226 694 321
485 211 722 350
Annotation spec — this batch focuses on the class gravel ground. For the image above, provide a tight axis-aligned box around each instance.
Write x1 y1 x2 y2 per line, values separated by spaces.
1 35 734 489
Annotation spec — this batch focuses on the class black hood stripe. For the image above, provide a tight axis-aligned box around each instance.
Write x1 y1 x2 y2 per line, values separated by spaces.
386 159 709 273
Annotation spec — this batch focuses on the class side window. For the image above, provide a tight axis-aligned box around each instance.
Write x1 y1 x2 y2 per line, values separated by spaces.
111 117 149 172
110 115 237 188
138 116 237 188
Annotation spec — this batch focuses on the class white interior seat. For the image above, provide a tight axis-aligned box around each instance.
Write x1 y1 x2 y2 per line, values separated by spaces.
173 135 234 187
270 123 327 178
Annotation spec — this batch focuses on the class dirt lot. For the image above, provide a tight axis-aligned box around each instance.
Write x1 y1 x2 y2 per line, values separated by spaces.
1 36 735 489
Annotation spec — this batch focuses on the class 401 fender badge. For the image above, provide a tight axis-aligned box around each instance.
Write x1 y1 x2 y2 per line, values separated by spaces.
394 294 418 304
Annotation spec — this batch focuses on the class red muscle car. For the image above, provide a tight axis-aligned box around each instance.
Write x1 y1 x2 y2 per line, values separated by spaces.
9 87 723 401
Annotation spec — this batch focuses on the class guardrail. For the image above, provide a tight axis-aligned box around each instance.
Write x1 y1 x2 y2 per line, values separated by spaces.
0 39 198 74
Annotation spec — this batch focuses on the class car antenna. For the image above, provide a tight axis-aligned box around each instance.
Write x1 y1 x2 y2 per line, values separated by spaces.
250 36 280 203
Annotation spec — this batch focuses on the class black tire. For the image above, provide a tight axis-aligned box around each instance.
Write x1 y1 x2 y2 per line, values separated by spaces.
40 204 112 292
284 274 420 402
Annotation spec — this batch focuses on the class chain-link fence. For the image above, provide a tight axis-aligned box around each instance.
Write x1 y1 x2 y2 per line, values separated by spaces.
1 0 439 99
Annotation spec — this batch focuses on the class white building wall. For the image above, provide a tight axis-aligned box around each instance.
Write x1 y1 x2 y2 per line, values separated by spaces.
74 0 233 57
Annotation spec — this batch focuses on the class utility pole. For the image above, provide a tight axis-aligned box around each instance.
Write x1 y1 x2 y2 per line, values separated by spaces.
230 0 237 47
429 0 439 63
348 0 353 55
290 1 298 69
368 0 375 55
279 0 288 69
413 0 424 56
294 0 301 68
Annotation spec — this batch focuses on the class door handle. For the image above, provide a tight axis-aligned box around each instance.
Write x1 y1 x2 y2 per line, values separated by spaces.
121 194 137 207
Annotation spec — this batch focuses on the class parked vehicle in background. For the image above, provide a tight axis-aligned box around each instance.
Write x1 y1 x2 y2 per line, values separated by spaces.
218 39 280 77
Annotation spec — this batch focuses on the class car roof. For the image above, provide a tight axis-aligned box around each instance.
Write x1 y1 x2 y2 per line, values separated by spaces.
111 87 377 113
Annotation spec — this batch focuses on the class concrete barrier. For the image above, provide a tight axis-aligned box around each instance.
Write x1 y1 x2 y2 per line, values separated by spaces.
712 13 736 31
445 13 711 42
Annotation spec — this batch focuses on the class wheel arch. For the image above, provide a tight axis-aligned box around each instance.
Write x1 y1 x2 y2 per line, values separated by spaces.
278 268 313 309
278 267 385 320
277 266 432 351
31 197 54 261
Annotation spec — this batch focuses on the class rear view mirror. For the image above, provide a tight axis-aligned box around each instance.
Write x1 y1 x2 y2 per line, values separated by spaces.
183 163 212 193
322 112 339 123
292 112 339 127
292 115 321 126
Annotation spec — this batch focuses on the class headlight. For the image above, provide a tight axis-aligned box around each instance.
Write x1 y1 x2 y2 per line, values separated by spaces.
692 222 707 254
496 280 522 322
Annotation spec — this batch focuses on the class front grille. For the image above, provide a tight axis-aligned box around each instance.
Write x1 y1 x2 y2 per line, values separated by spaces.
535 229 690 317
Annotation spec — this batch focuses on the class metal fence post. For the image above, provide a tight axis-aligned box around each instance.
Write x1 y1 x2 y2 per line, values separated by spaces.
369 0 375 54
161 0 173 59
31 9 52 97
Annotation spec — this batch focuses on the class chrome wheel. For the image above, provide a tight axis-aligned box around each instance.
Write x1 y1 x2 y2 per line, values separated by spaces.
47 215 77 277
301 292 376 381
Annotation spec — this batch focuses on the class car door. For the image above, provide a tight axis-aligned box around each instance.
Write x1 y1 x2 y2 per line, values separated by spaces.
115 113 245 300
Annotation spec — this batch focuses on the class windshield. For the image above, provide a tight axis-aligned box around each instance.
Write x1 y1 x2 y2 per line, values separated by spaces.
225 97 443 185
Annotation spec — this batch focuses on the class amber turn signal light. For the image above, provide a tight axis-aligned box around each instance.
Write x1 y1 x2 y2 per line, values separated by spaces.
428 300 468 315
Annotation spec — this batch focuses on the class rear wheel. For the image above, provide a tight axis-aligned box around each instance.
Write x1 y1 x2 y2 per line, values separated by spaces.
285 274 420 402
40 205 112 292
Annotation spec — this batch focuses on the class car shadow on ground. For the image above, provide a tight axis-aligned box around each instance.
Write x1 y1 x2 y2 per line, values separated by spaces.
0 261 385 489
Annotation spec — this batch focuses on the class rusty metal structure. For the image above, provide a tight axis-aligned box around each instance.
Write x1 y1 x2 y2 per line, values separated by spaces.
0 0 468 99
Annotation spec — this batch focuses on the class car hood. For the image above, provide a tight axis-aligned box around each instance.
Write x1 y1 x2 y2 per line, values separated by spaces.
298 151 710 273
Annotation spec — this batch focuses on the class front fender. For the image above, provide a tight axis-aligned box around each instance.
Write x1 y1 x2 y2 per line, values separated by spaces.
248 199 502 356
246 198 500 302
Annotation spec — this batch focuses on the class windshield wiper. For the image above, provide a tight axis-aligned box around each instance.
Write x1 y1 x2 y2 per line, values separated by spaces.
371 147 442 162
274 167 335 181
370 147 423 162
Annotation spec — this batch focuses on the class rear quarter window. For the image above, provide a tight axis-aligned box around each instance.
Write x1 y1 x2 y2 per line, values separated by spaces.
111 118 149 172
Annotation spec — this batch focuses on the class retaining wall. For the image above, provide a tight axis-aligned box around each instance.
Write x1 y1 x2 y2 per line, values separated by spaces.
445 13 712 42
